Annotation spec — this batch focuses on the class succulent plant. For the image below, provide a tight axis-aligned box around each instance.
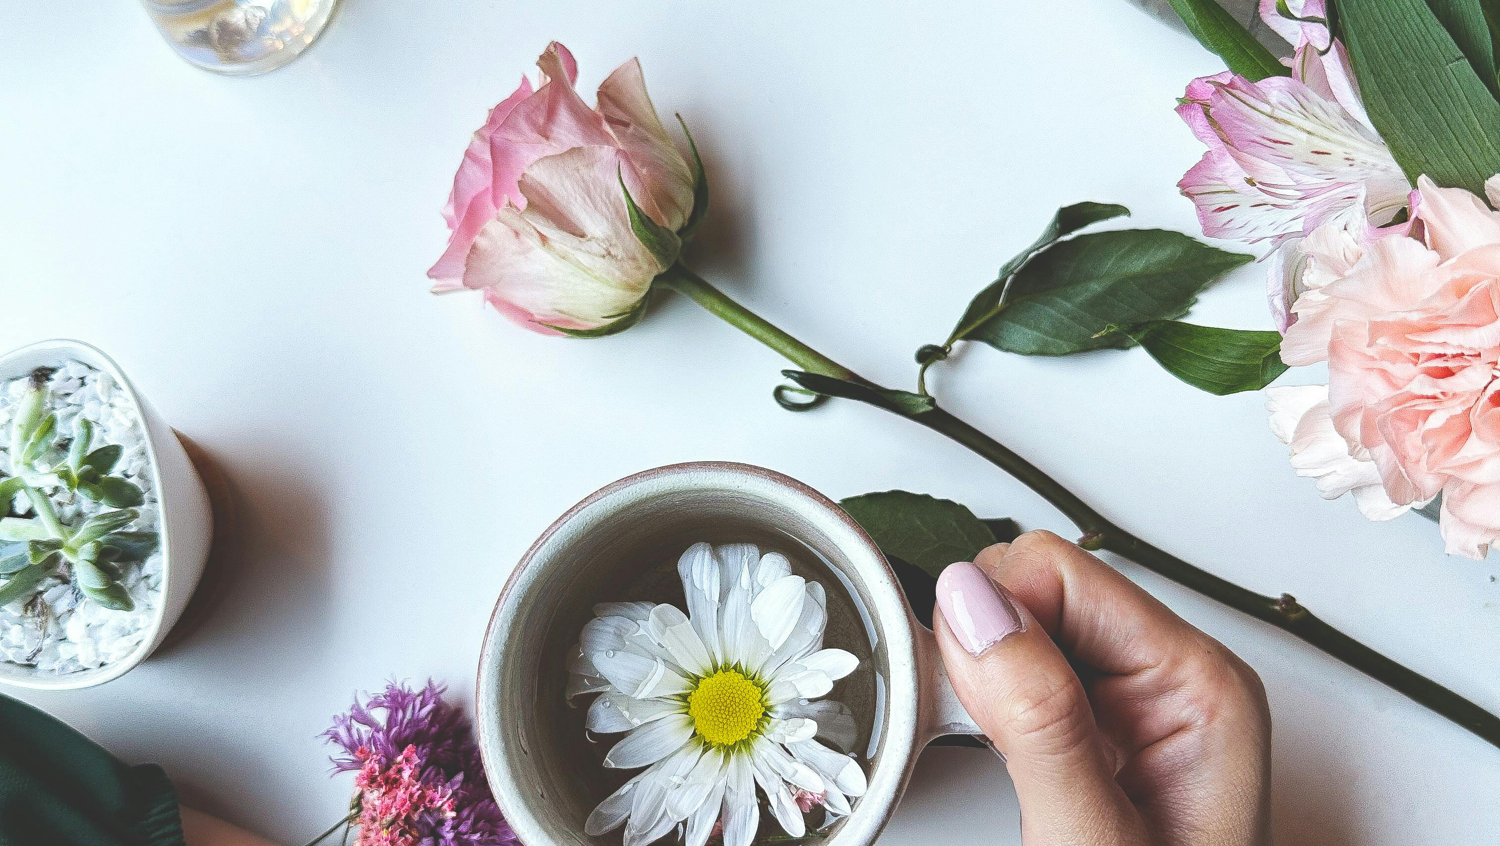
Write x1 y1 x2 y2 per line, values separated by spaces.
0 375 156 612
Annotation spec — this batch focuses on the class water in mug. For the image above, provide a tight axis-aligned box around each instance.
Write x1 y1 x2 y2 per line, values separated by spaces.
141 0 337 74
560 525 888 843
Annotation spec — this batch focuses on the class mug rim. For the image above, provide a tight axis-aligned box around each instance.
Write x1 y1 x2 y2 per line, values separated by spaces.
476 460 924 846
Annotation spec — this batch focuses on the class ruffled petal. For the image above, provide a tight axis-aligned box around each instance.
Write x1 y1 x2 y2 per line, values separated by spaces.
1414 176 1500 260
462 146 662 332
1441 482 1500 558
596 58 696 232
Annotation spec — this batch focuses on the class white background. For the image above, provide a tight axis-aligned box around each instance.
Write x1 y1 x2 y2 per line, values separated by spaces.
3 1 1498 844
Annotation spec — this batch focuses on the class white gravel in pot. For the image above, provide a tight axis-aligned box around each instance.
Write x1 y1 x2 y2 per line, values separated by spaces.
0 360 162 674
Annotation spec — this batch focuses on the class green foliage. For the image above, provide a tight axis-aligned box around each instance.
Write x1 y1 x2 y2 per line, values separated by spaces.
0 381 157 611
1339 0 1500 195
1120 320 1289 395
947 227 1252 357
840 491 998 578
1163 0 1289 80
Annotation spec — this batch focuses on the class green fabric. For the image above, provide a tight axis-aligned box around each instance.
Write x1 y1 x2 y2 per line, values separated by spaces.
0 695 185 846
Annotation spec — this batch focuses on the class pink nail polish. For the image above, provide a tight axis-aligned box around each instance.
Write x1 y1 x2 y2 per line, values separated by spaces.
936 561 1024 656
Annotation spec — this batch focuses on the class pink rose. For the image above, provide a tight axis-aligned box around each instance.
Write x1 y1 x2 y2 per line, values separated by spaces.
1271 176 1500 557
428 42 699 335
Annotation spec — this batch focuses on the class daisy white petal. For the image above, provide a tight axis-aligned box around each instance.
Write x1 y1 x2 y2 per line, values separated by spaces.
820 785 851 816
668 748 728 820
776 698 858 752
720 754 760 846
605 714 695 769
588 692 680 733
566 672 611 701
750 737 824 794
645 604 713 676
593 650 692 699
764 717 818 744
766 668 833 704
624 745 700 846
717 544 760 592
796 648 858 681
750 575 806 650
789 739 866 796
751 756 806 838
684 773 727 846
753 552 792 591
586 773 646 835
677 543 723 663
759 583 826 676
580 615 643 656
594 601 656 621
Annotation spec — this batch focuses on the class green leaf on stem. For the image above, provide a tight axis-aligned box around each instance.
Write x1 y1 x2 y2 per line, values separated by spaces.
840 491 998 578
1119 320 1289 395
71 509 138 545
67 419 94 470
677 114 710 241
952 230 1252 356
780 371 936 416
0 518 47 543
75 558 133 611
0 563 47 608
1163 0 1289 80
944 202 1132 348
20 414 56 464
79 477 144 509
619 172 682 269
82 444 122 475
1339 0 1500 195
0 476 24 504
101 531 159 564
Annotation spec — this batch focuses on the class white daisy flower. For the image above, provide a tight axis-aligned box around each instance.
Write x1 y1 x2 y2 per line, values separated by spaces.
569 542 867 846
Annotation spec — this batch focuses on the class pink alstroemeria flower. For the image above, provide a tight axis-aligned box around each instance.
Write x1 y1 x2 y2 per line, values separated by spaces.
1269 176 1500 558
1177 1 1407 248
429 42 697 335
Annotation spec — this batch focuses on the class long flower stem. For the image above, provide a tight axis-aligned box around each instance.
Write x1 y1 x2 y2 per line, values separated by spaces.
659 263 1500 751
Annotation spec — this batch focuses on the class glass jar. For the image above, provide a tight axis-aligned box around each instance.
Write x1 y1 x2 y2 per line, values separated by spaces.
140 0 339 76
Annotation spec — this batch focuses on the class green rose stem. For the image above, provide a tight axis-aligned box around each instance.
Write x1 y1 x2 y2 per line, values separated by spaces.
657 262 1500 752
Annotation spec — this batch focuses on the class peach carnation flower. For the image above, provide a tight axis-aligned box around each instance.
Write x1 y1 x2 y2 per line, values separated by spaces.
1268 176 1500 558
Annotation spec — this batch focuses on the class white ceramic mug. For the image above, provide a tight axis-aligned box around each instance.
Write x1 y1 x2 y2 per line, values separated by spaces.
476 461 983 846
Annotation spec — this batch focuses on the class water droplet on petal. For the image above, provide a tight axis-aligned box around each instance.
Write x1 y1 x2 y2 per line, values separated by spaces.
605 649 617 658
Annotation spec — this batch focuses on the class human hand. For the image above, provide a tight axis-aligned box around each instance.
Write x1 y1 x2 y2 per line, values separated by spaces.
932 531 1273 846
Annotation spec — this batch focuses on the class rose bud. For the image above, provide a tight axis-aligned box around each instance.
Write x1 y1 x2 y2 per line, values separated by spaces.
429 42 705 336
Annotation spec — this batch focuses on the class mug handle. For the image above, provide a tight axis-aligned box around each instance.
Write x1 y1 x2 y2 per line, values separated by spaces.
914 618 986 745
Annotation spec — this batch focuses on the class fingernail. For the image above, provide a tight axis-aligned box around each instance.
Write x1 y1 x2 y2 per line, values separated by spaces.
936 561 1024 656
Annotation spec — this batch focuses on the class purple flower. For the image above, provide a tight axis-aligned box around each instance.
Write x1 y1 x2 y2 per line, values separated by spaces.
324 680 518 846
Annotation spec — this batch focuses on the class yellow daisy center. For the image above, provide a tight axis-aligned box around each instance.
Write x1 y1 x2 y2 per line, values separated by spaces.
687 669 766 747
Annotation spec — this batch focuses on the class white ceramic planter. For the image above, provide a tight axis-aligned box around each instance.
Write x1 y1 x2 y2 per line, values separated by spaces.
0 339 214 690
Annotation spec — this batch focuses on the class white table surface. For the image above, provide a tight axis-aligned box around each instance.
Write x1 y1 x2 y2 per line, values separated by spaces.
3 1 1497 843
